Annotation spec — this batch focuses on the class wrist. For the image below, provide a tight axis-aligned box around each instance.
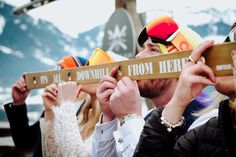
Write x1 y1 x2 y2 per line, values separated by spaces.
45 110 54 121
161 109 185 132
164 98 186 124
117 110 142 120
119 113 142 126
12 101 25 106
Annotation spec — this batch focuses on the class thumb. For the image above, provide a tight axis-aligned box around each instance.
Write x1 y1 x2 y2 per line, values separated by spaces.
76 84 81 96
109 67 118 77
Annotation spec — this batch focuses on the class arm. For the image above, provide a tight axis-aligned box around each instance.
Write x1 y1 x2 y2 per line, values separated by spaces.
40 117 59 157
113 117 145 157
53 101 89 157
93 68 118 156
92 117 118 157
41 83 59 157
96 67 144 157
41 82 90 157
4 102 39 149
134 41 216 157
109 76 143 157
134 108 202 157
134 108 182 157
92 115 145 157
4 76 39 149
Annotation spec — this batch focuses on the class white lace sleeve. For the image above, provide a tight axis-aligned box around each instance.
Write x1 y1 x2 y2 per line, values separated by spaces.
40 118 61 157
52 101 91 157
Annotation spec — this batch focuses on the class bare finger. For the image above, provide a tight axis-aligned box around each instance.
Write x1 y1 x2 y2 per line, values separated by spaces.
16 82 26 92
120 76 134 87
186 63 216 83
117 80 126 92
42 93 57 101
189 75 215 86
101 89 114 100
99 73 117 85
191 40 214 62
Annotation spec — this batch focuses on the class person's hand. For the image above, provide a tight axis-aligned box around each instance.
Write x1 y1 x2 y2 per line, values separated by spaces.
57 81 80 104
96 68 117 123
164 41 216 124
12 76 30 106
42 83 58 112
81 83 98 96
172 40 216 108
215 50 236 100
109 76 142 121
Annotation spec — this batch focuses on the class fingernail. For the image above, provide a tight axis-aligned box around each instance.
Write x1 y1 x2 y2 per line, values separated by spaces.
232 50 236 56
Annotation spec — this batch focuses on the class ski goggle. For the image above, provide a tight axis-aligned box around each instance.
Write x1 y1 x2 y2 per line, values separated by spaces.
138 16 193 51
88 48 113 66
56 48 114 70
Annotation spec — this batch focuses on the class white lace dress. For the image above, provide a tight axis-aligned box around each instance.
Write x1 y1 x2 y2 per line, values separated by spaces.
40 101 91 157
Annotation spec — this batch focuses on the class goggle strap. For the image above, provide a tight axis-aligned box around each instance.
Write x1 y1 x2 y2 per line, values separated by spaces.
166 29 180 42
72 56 82 67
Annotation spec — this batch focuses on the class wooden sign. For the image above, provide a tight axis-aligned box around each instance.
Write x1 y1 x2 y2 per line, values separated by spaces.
24 42 236 89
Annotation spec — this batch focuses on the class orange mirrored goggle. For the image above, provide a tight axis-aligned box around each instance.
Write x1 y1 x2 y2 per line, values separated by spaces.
56 48 114 70
88 48 113 66
138 16 193 51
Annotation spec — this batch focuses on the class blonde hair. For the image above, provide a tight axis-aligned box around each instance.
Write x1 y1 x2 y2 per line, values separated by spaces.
74 49 126 140
77 92 101 140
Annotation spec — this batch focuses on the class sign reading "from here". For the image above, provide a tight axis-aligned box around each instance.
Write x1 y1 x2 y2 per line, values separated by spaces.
24 42 236 89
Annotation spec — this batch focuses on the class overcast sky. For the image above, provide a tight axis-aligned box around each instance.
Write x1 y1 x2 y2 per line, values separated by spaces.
3 0 236 38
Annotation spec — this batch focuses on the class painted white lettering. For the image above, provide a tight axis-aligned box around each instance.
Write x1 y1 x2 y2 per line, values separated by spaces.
84 71 90 80
94 69 100 79
216 64 232 71
53 74 61 83
159 61 167 73
77 71 90 80
128 62 153 76
166 60 173 73
133 64 139 75
139 63 145 75
159 58 188 74
77 68 109 81
176 59 182 72
128 65 133 76
90 70 95 79
145 62 153 74
77 71 84 80
40 76 48 84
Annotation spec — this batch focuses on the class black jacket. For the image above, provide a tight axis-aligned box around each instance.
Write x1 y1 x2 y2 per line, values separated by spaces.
4 103 43 157
134 100 236 157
